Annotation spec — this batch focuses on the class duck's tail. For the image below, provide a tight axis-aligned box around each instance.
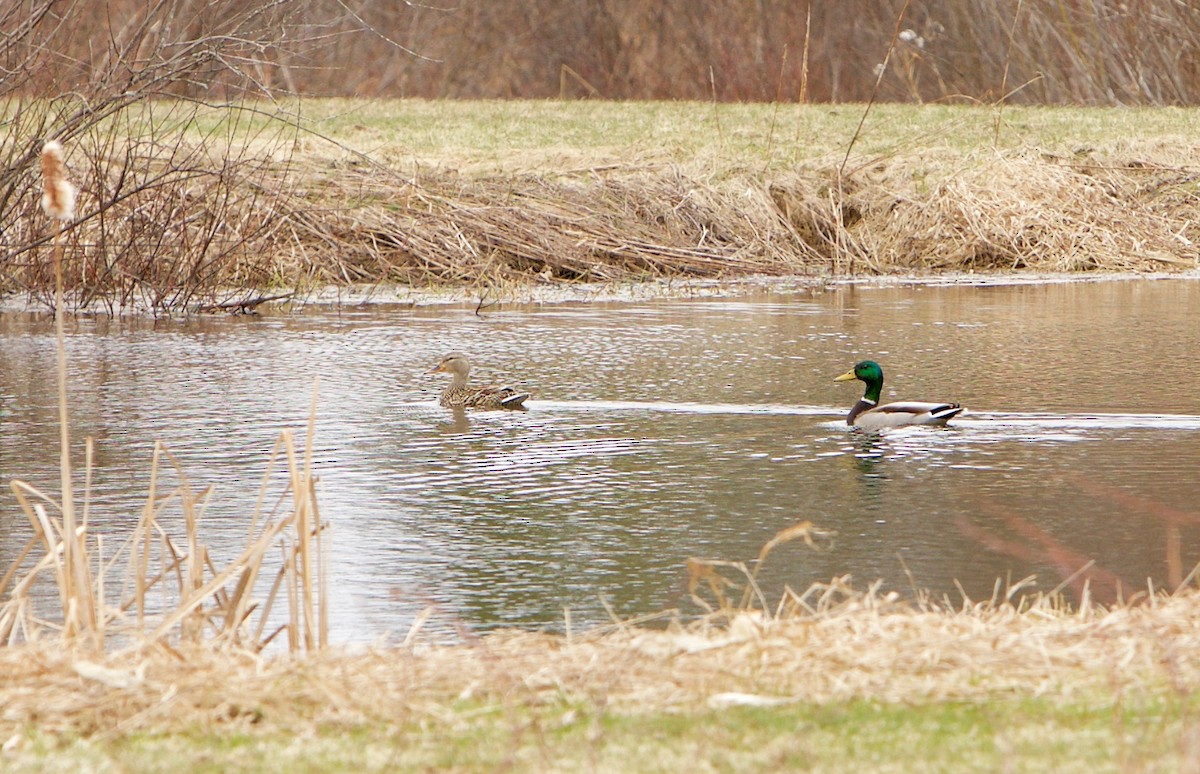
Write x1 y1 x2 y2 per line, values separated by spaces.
500 391 531 410
929 402 964 425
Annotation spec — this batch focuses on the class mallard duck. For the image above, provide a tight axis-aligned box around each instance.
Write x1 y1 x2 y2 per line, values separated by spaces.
427 352 530 411
834 360 963 429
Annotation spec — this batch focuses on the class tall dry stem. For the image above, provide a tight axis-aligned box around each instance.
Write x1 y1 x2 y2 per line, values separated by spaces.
38 140 96 640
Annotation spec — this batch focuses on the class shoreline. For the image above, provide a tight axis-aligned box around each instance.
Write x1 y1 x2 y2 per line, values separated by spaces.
4 268 1198 316
293 268 1200 310
3 586 1197 769
11 101 1200 314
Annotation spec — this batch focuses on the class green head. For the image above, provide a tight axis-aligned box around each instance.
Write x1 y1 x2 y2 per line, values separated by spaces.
834 360 884 403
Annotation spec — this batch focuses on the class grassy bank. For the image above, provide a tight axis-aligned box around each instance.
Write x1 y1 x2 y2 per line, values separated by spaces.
3 583 1200 771
6 100 1200 312
241 100 1200 283
8 696 1195 771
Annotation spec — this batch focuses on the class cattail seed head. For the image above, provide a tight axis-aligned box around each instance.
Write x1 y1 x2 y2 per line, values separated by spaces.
40 140 77 221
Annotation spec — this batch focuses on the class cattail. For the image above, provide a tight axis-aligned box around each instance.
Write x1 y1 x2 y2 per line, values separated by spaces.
40 140 76 221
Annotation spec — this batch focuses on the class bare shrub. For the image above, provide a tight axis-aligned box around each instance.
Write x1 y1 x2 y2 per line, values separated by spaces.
12 1 1200 104
0 2 317 313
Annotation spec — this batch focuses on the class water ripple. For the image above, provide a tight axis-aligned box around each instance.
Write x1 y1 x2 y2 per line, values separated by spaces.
6 282 1200 641
533 399 838 415
958 412 1200 431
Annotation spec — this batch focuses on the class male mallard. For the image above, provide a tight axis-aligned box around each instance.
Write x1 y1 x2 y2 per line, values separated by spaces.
427 352 530 411
834 360 963 429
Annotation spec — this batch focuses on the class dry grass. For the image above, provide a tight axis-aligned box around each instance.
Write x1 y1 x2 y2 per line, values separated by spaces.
756 140 1200 275
286 162 807 285
854 147 1200 272
267 136 1200 290
3 514 1198 769
0 426 328 653
4 102 1200 312
1 579 1198 741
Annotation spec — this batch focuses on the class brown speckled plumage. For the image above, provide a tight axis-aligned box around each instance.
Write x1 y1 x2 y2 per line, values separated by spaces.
427 352 529 411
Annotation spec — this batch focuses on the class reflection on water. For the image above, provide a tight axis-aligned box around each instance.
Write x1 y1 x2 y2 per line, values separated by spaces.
2 279 1200 641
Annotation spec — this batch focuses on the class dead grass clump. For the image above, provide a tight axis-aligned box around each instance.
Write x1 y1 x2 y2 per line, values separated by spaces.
767 171 872 271
3 578 1200 741
277 163 822 287
857 149 1200 272
0 430 328 654
266 140 1200 290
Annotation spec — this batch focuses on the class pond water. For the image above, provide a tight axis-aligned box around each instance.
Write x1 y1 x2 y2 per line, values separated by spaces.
2 278 1199 642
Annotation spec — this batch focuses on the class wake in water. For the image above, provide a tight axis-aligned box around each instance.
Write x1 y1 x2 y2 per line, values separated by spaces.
525 400 1200 432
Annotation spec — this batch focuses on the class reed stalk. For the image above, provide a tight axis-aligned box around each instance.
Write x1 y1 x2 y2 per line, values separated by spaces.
2 423 327 652
36 141 98 642
0 141 326 653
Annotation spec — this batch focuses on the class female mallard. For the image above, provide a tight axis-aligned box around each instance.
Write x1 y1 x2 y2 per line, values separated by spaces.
834 360 963 429
427 352 530 411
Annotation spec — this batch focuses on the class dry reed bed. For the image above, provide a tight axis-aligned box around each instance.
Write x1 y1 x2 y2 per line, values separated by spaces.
861 148 1200 272
9 137 1200 310
282 162 804 285
2 584 1198 739
275 142 1200 287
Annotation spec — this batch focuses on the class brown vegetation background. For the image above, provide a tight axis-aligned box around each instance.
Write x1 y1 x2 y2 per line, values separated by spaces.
3 1 1200 311
9 0 1200 105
